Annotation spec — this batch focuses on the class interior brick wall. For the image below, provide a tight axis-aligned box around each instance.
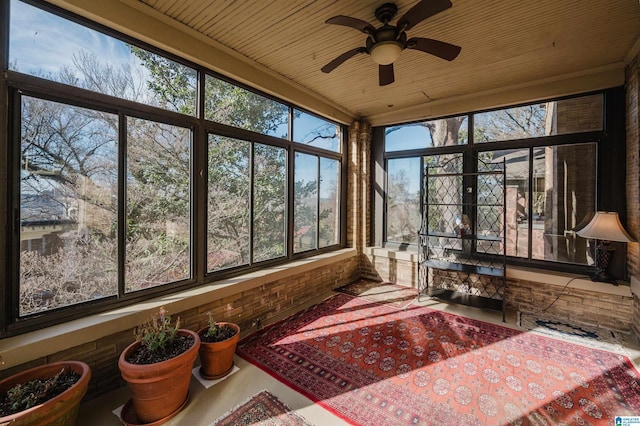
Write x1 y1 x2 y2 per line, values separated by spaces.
362 251 418 287
362 251 633 332
627 53 640 339
634 292 640 339
0 255 359 400
507 278 632 332
627 54 640 278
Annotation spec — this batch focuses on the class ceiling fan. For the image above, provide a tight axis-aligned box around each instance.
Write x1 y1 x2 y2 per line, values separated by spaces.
321 0 461 86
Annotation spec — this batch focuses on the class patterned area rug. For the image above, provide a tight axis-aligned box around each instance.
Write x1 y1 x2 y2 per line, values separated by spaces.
238 292 640 425
209 390 312 426
519 312 629 354
335 279 418 309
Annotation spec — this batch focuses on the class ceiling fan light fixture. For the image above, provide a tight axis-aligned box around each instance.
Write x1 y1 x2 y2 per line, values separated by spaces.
370 41 402 65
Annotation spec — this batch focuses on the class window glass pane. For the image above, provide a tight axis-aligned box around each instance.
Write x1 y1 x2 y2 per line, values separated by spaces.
386 116 467 152
386 157 421 244
294 153 318 252
423 155 463 244
474 94 603 143
20 97 118 316
126 118 191 291
207 135 250 271
533 143 596 264
319 158 340 247
9 0 197 115
205 75 289 138
253 143 286 262
293 109 340 152
478 150 529 258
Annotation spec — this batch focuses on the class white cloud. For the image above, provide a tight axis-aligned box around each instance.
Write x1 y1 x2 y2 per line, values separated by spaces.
9 0 135 75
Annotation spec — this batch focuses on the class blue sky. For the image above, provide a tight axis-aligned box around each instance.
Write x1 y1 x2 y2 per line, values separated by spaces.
9 0 339 149
9 0 134 75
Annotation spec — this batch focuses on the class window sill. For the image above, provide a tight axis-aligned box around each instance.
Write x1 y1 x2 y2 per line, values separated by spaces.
0 248 357 371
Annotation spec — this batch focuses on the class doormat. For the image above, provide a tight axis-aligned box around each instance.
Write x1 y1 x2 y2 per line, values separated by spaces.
209 390 312 426
335 278 418 309
518 311 629 354
238 292 640 425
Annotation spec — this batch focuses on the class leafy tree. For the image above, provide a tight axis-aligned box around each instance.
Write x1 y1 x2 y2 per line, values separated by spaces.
129 46 290 270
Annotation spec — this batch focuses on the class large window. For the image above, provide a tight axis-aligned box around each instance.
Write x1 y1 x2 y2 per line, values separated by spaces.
125 118 192 291
380 93 614 272
253 144 287 261
386 158 421 244
20 97 119 316
294 153 318 253
3 0 343 334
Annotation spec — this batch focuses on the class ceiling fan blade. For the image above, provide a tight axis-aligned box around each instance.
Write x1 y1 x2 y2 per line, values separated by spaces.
325 15 375 34
379 64 395 86
321 47 366 73
397 0 452 31
406 37 461 61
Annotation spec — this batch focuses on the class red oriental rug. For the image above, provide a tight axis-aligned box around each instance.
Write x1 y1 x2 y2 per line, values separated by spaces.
209 390 312 426
237 292 640 425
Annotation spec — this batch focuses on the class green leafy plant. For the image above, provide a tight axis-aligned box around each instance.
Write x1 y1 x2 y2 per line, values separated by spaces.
133 306 181 352
0 368 80 416
203 311 237 342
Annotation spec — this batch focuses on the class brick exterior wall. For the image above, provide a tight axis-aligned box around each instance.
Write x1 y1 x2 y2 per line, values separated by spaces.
555 94 604 134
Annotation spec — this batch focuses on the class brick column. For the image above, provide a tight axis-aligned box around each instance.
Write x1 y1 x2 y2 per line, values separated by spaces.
626 53 640 339
627 55 640 277
346 120 371 256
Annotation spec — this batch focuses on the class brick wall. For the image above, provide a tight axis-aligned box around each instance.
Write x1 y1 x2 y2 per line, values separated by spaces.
363 248 633 332
555 94 603 134
361 249 418 286
0 252 359 400
507 277 632 331
634 291 640 339
627 53 640 338
627 54 640 278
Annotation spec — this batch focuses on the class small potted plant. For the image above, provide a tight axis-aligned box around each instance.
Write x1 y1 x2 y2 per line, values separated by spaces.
118 307 200 425
0 359 91 426
197 312 240 380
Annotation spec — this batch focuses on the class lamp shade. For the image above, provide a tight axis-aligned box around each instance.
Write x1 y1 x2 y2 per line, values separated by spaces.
370 41 402 65
576 211 635 242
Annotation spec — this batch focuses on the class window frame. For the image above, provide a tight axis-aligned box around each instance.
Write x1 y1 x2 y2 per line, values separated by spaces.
0 0 346 337
374 89 627 277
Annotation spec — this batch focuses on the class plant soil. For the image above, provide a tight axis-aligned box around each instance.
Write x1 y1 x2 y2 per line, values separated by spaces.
0 368 80 417
201 324 238 343
126 334 195 365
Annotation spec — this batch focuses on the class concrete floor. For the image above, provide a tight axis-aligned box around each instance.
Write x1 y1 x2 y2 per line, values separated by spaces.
77 290 640 425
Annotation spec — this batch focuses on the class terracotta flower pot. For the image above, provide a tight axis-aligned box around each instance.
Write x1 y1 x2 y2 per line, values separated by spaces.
118 329 200 424
0 361 91 426
197 322 240 380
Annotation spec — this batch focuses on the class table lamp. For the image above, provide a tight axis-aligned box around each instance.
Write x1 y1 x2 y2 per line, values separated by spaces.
576 211 635 284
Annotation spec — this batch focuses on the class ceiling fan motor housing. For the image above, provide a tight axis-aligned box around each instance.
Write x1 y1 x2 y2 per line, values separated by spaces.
375 3 399 24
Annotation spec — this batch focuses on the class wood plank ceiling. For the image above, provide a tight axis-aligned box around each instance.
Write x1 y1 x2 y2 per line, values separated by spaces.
133 0 640 125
